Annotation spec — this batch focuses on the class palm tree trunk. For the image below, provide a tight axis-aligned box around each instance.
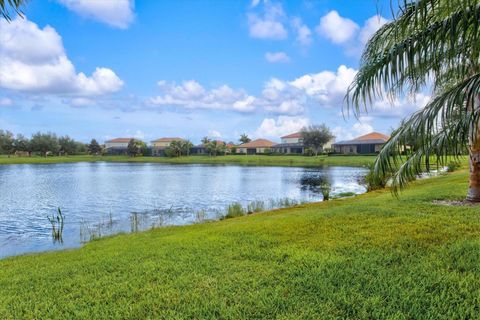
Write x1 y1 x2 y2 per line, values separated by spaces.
467 134 480 202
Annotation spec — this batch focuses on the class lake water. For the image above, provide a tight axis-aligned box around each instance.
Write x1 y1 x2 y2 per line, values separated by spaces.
0 162 368 258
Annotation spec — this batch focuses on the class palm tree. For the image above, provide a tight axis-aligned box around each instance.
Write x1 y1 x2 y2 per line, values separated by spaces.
239 134 251 144
346 0 480 202
1 0 25 21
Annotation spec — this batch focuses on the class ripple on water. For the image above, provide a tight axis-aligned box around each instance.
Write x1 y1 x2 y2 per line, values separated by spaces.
0 163 367 258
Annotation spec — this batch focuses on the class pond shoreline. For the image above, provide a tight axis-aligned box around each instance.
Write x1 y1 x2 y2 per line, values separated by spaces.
0 154 376 167
0 162 368 258
1 171 477 319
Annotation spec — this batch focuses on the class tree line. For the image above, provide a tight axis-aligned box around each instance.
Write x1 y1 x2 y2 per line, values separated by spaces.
0 124 335 157
0 130 102 157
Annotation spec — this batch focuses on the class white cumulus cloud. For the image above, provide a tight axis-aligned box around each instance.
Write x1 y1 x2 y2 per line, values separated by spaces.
149 80 256 113
0 18 123 96
291 17 312 46
332 116 374 141
265 51 290 63
359 15 389 45
58 0 135 29
316 11 389 56
247 2 287 40
255 116 310 138
148 65 358 116
316 11 358 44
208 130 222 138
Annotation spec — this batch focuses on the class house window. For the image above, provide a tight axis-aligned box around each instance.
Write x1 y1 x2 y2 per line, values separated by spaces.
349 147 353 153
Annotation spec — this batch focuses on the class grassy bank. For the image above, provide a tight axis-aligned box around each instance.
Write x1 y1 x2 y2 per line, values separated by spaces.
0 154 377 167
1 171 479 319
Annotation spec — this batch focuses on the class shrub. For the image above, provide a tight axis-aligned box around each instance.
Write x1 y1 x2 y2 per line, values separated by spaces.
319 182 331 201
363 163 392 191
446 161 461 172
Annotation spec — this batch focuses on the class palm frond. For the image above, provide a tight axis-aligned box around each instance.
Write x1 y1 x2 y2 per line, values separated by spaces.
374 73 480 193
0 0 25 21
347 0 480 116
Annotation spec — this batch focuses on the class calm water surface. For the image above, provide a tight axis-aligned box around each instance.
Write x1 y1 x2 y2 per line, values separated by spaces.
0 162 367 258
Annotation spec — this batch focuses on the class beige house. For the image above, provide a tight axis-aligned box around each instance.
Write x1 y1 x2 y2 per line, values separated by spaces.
236 139 276 155
332 132 389 155
151 137 184 156
272 132 305 154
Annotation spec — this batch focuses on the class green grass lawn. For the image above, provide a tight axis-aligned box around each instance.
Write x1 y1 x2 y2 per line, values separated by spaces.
1 170 479 319
0 154 377 167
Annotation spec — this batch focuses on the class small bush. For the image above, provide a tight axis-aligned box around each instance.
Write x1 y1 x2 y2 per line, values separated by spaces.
446 161 461 172
363 163 392 191
225 203 245 219
319 182 331 201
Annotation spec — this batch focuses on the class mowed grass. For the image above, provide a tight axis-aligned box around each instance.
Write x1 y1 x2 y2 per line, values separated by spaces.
0 154 376 167
1 171 480 319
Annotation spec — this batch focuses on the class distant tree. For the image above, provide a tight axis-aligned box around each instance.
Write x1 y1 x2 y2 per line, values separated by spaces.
165 140 180 157
127 139 145 157
301 125 335 156
180 140 193 156
208 140 228 156
216 141 227 155
88 139 102 155
201 137 212 155
30 132 59 157
165 140 193 157
239 134 251 144
208 140 218 156
201 136 210 146
13 134 30 155
59 135 77 155
0 130 14 156
75 142 88 154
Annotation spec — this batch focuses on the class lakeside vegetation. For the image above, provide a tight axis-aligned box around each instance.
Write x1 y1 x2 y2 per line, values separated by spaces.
1 170 479 318
0 154 378 167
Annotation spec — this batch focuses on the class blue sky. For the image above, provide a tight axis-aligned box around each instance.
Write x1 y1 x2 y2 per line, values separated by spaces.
0 0 429 144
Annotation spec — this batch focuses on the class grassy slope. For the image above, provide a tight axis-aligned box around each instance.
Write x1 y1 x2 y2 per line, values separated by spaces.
0 154 376 167
1 171 479 319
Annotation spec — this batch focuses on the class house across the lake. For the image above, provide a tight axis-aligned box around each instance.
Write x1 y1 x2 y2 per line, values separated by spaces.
151 137 184 156
190 140 234 155
105 138 133 155
236 139 276 155
271 132 305 154
332 132 389 155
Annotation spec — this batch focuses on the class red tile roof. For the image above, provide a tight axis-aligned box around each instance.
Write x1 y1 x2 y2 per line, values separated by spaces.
151 137 184 143
281 132 302 139
353 132 389 142
238 139 276 148
105 138 133 143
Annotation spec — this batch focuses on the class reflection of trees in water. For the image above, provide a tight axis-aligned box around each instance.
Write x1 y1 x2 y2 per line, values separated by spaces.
300 171 332 193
